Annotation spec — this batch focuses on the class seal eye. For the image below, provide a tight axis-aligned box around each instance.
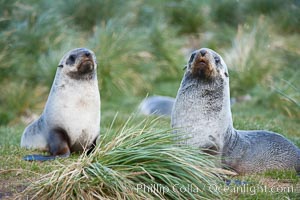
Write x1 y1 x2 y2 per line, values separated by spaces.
214 56 220 64
66 54 76 65
69 55 76 62
58 64 63 68
188 52 196 64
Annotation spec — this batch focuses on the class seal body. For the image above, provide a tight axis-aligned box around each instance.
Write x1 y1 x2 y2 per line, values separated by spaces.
172 48 231 153
138 96 175 117
171 48 300 174
223 130 300 174
21 48 100 160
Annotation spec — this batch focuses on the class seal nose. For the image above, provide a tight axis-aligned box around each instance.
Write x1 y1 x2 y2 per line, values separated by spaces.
199 49 207 56
84 51 91 57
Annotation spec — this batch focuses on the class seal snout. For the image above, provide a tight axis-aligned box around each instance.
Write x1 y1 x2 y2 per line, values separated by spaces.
78 61 94 74
78 51 95 74
191 49 214 79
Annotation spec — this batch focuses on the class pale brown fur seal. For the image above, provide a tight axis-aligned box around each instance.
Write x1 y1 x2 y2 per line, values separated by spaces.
138 96 175 117
171 48 300 174
21 48 100 161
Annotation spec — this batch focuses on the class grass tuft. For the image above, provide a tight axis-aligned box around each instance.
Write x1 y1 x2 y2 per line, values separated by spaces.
22 116 227 199
224 19 277 97
0 81 47 125
55 0 130 31
89 17 152 97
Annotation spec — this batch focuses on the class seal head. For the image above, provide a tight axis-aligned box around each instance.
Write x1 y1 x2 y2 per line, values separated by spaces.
187 48 229 80
58 48 97 80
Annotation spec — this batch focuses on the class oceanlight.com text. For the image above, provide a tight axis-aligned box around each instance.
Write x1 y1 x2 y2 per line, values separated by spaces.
136 183 296 195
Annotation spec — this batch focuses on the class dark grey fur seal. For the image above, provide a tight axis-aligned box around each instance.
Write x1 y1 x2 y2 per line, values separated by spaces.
138 96 175 117
171 48 300 174
21 48 100 161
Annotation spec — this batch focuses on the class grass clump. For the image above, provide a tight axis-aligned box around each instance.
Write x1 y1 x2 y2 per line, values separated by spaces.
147 21 184 80
1 11 71 84
0 81 47 125
264 78 300 119
22 116 226 199
89 18 151 97
224 19 276 97
261 45 300 119
164 0 208 34
55 0 130 31
211 0 244 27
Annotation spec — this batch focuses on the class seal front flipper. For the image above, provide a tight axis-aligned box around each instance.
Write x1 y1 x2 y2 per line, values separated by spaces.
23 128 71 162
23 153 70 161
48 128 71 157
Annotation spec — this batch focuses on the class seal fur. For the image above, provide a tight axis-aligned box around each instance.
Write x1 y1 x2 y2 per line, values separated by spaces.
171 48 300 174
138 95 175 117
21 48 100 161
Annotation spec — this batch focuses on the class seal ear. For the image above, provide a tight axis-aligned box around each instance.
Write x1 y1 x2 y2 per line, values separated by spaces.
224 72 229 77
183 65 187 70
58 64 63 68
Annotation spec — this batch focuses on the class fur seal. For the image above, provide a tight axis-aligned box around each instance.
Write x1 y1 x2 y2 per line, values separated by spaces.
21 48 100 161
171 48 300 174
138 96 175 117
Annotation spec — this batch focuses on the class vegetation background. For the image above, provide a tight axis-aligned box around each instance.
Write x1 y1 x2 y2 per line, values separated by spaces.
0 0 299 199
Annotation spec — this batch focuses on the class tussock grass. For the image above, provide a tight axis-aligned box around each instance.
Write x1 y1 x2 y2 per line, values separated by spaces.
1 1 299 199
89 18 151 96
147 21 184 80
211 0 244 27
211 0 299 32
22 117 227 199
224 18 276 97
0 81 47 125
55 0 130 31
164 0 208 34
265 79 300 119
224 19 300 119
1 0 298 124
0 1 79 86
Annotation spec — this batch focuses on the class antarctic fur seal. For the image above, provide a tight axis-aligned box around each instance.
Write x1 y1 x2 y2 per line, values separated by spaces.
171 48 300 174
138 95 175 117
21 48 100 161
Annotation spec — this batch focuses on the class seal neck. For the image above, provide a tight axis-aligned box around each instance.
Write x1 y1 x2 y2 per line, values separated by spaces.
172 71 233 151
